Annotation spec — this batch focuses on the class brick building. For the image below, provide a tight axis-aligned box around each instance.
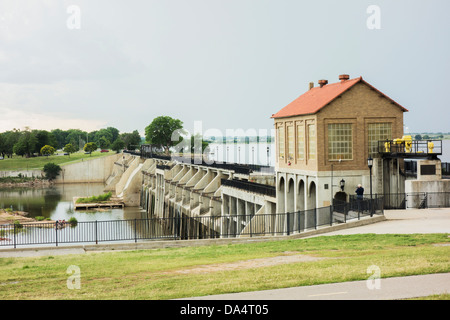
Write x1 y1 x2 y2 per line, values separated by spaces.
271 74 408 212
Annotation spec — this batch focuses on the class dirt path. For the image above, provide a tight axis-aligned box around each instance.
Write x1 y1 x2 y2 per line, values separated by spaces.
166 253 329 275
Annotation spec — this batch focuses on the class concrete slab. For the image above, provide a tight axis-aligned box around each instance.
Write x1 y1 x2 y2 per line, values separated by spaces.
305 208 450 237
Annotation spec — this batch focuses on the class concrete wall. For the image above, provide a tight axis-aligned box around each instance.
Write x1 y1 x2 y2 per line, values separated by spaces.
54 153 122 184
0 169 43 179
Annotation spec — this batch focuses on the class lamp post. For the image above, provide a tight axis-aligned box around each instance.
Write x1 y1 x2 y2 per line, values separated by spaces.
267 146 270 166
367 156 373 217
340 179 345 192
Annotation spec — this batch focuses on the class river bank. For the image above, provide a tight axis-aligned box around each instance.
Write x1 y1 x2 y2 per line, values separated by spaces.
0 177 53 188
0 208 35 226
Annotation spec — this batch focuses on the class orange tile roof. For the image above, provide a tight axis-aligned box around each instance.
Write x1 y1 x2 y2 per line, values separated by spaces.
271 76 408 119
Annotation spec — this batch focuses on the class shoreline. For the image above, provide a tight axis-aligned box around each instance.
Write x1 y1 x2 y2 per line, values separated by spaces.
0 179 54 188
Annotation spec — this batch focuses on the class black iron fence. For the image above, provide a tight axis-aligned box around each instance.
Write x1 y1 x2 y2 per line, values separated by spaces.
0 197 383 248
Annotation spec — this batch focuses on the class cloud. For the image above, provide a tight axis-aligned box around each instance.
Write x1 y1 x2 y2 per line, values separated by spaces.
0 0 145 85
0 106 106 132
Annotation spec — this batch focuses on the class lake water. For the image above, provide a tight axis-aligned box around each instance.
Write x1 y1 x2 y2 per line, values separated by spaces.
0 183 145 222
208 142 275 166
208 140 450 164
440 140 450 162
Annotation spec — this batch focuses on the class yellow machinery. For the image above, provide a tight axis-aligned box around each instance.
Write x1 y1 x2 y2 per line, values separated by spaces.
428 141 434 153
393 135 412 153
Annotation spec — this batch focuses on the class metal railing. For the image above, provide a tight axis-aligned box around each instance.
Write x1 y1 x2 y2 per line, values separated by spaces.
221 179 276 197
349 192 450 209
0 197 383 248
378 139 442 159
138 145 274 175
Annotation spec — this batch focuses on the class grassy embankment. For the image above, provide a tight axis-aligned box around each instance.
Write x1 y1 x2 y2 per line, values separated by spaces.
0 233 448 299
0 151 113 172
75 192 113 203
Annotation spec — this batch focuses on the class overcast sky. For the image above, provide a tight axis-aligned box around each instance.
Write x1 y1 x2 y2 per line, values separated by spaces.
0 0 449 137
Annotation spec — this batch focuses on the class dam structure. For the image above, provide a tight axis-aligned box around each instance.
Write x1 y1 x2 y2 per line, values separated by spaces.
106 74 449 241
133 151 278 239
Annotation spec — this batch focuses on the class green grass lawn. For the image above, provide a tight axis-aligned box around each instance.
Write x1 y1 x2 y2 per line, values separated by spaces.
0 151 114 171
0 233 448 300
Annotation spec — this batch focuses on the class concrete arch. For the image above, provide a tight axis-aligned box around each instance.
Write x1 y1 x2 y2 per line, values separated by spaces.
286 178 295 213
307 181 317 210
277 176 285 213
297 179 305 211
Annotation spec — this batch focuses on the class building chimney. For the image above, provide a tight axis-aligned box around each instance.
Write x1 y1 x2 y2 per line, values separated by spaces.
318 79 328 88
339 74 350 82
309 82 314 90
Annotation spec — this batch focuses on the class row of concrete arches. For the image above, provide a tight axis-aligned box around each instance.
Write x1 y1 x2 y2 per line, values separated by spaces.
277 175 317 213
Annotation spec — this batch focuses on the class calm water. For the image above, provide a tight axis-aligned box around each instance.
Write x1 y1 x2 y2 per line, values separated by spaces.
0 183 145 222
440 140 450 162
208 142 275 165
208 140 450 164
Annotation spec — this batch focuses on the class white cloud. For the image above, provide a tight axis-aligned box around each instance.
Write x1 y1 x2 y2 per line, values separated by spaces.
0 107 106 132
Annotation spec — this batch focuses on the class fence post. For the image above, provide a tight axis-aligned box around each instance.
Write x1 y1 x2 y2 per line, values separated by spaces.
330 206 333 226
55 221 58 247
344 203 347 223
95 220 98 245
314 209 317 230
13 223 16 249
134 219 137 243
299 211 302 233
286 212 290 236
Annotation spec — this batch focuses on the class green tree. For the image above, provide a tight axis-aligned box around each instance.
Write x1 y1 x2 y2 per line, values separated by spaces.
414 134 422 140
51 129 68 149
0 130 20 158
65 129 87 150
111 139 125 153
40 145 56 158
63 143 77 157
33 130 57 154
83 142 97 155
145 116 184 155
121 130 142 150
98 136 111 149
95 128 113 146
106 127 120 143
43 163 61 180
13 130 37 158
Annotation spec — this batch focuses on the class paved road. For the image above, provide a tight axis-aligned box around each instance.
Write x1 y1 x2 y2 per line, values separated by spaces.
182 273 450 300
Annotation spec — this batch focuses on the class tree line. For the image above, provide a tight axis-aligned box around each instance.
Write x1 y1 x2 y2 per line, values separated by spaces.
1 115 206 159
0 127 142 158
